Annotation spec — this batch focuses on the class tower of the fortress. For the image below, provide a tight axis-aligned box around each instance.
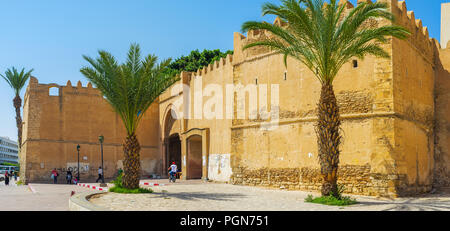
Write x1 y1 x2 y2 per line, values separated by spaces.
442 3 450 48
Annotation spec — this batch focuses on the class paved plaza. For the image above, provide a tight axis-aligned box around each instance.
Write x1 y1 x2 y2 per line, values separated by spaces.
1 179 450 211
0 179 91 211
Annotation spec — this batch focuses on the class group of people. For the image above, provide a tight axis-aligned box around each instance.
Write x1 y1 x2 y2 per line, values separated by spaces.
50 167 104 184
48 164 178 184
2 170 18 186
50 168 78 184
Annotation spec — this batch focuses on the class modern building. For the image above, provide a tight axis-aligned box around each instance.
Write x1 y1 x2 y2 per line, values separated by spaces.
0 137 19 164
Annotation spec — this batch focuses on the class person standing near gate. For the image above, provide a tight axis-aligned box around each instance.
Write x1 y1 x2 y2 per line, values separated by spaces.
51 169 59 184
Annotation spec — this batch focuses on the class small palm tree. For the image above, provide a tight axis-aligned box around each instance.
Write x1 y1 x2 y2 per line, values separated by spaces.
242 0 410 196
1 67 34 149
80 44 178 189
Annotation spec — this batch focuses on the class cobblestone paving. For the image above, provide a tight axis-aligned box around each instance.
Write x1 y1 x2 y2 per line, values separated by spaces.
89 180 450 211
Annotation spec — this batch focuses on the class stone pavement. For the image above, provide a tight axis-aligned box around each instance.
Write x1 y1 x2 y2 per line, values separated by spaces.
0 179 91 211
89 180 450 211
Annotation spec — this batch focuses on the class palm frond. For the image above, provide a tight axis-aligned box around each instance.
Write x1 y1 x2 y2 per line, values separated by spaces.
242 0 410 84
1 67 34 95
80 44 178 135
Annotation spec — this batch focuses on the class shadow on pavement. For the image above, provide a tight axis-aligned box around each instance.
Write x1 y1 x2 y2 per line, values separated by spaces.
151 191 248 202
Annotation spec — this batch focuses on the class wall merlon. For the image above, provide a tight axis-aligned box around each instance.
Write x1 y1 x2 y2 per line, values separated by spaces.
338 0 354 9
415 19 422 29
407 11 415 22
397 1 406 12
226 53 233 64
66 80 72 87
77 80 82 89
273 17 287 27
423 26 429 38
357 0 372 5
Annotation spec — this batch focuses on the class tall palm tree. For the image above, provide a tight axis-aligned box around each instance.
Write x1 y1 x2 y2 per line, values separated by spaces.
242 0 410 197
80 44 178 189
1 67 34 149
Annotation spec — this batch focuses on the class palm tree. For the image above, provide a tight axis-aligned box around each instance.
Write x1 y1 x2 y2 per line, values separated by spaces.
80 44 178 189
1 67 34 149
242 0 410 197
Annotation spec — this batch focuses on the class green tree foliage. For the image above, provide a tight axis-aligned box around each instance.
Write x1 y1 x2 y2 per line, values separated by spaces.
165 49 233 75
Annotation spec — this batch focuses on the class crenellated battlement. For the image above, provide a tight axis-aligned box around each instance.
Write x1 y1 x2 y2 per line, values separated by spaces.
392 0 438 63
25 76 100 102
191 53 233 77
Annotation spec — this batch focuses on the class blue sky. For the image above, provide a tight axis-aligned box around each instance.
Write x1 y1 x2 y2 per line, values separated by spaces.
0 0 447 140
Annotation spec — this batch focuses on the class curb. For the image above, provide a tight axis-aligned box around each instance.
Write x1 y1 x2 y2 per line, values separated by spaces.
69 191 110 211
77 183 108 191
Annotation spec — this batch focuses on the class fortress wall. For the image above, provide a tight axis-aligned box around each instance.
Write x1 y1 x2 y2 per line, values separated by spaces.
187 55 234 181
435 46 450 188
388 0 437 195
229 1 403 196
20 77 160 183
158 55 235 181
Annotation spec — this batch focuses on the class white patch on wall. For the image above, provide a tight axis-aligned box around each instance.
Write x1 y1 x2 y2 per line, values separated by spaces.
67 162 90 173
202 156 206 166
183 155 186 166
208 154 232 182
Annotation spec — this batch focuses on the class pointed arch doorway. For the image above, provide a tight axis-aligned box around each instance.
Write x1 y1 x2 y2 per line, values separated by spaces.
162 107 182 178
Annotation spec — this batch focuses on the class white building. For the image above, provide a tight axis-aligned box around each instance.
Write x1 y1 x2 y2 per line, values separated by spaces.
0 137 19 164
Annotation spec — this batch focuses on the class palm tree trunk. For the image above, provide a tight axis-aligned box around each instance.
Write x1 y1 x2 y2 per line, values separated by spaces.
122 133 141 189
316 83 341 197
13 95 23 149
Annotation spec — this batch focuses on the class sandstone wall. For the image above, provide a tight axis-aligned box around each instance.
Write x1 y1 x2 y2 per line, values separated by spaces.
158 54 234 181
435 45 450 188
388 0 437 195
229 0 441 197
20 77 161 183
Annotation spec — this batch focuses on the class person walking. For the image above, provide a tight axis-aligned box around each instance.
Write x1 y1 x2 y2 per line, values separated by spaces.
95 167 103 183
13 170 17 181
51 168 59 184
66 169 73 184
4 171 9 186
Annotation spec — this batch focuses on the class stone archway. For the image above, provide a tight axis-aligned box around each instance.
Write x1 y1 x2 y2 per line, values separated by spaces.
162 106 182 177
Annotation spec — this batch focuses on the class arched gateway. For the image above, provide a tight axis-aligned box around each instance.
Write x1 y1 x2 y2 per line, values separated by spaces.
162 105 209 180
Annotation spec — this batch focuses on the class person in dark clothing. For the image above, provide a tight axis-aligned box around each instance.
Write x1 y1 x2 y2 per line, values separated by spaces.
4 172 9 186
66 169 73 184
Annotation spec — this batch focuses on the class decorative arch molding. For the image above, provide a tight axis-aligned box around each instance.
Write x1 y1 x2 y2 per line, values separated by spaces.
162 103 182 141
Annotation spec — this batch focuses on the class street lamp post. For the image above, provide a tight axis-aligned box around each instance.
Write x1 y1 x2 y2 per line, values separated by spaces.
77 144 80 182
99 135 106 187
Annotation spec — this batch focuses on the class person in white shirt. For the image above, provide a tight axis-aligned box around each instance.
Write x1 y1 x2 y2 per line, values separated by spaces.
168 162 177 182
